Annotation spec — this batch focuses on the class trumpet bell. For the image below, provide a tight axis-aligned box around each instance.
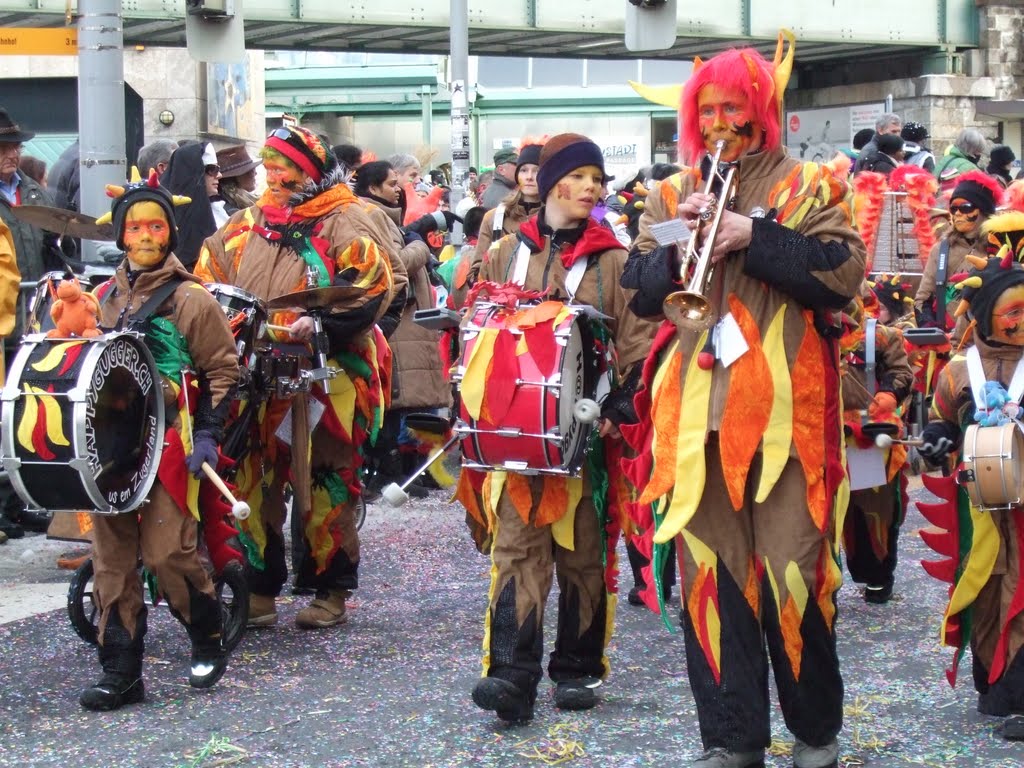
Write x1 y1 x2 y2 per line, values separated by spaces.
663 291 714 331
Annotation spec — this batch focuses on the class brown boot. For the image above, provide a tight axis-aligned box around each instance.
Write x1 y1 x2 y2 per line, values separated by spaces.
247 593 278 628
295 589 348 629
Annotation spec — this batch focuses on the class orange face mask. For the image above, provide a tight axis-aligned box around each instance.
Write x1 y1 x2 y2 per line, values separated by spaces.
696 84 762 162
123 201 171 267
990 283 1024 345
949 197 983 235
263 158 306 207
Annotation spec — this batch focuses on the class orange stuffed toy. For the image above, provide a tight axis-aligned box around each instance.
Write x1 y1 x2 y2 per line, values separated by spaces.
47 278 102 338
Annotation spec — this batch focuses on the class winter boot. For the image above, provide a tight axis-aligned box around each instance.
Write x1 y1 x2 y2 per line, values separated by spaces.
80 615 145 711
188 616 227 689
295 589 348 629
553 677 601 710
472 677 534 723
247 593 278 628
792 738 839 768
690 748 765 767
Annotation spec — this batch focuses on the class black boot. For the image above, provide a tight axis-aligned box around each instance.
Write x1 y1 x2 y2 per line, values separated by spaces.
80 614 145 712
554 677 601 710
472 677 534 723
0 511 23 540
187 600 227 689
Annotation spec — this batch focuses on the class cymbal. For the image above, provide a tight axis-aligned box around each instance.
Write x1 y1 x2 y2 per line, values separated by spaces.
267 285 367 311
10 205 116 241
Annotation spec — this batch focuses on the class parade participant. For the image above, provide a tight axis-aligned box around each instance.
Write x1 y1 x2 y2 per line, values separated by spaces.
463 133 658 722
466 141 545 290
621 34 865 768
80 170 239 710
196 125 395 630
918 253 1024 741
354 159 446 497
0 217 17 543
869 273 917 330
915 171 1002 330
839 296 914 605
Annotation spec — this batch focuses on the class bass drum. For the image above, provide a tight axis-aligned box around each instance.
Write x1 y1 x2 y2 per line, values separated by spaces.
1 332 165 514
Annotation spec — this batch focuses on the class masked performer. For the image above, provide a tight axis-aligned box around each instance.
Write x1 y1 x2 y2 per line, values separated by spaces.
460 133 657 722
80 170 239 710
915 172 1002 331
620 35 866 768
196 126 394 630
918 252 1024 742
839 296 913 605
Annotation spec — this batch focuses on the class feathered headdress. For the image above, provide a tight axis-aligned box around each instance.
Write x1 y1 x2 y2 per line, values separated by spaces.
952 249 1024 339
867 272 915 318
983 210 1024 262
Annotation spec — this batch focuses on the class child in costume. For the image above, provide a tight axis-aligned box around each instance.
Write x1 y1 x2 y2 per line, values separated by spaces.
918 251 1024 741
82 170 240 710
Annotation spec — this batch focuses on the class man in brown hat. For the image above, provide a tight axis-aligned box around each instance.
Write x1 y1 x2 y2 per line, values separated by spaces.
214 144 261 216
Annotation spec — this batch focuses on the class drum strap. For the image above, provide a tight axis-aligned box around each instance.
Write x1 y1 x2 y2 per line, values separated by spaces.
492 204 506 242
966 346 1024 412
935 240 950 327
865 318 877 399
511 241 588 300
122 278 185 330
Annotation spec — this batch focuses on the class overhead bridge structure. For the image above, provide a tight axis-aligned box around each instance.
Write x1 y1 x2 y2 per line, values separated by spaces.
0 1 979 70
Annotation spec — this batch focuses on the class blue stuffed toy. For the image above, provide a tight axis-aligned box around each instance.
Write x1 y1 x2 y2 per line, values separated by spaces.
973 381 1021 426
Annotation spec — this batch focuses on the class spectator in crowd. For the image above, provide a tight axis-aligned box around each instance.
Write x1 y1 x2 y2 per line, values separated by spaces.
862 134 904 176
476 170 493 205
333 143 363 170
987 145 1016 189
160 141 218 269
901 121 935 171
215 144 261 216
935 128 987 194
48 140 79 211
389 153 422 188
479 147 519 209
854 113 902 173
18 155 46 187
137 138 178 178
852 128 875 152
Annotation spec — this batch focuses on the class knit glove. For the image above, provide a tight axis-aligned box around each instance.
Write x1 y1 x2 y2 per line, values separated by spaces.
405 211 462 236
918 421 958 466
186 430 219 479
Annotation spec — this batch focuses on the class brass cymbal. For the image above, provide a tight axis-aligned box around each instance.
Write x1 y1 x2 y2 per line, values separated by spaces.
266 285 367 311
10 205 116 241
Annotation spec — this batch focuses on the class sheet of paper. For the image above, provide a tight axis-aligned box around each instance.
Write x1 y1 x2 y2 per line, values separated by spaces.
717 312 749 368
649 218 692 247
846 445 888 491
274 398 326 446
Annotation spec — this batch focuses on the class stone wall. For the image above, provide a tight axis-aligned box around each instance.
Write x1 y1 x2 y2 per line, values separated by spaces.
975 0 1024 100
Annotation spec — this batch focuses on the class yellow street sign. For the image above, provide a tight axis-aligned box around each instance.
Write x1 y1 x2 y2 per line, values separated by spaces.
0 28 77 56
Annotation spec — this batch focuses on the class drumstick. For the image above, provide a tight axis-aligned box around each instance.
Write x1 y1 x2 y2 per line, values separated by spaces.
199 462 251 520
266 324 293 334
875 434 925 449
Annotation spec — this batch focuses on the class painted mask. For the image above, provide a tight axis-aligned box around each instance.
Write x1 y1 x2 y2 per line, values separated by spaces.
549 165 603 221
990 283 1024 345
949 197 983 235
696 84 762 162
123 201 171 267
263 158 306 207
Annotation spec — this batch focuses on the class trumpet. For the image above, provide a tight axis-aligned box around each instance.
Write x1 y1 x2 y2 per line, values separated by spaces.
663 140 738 333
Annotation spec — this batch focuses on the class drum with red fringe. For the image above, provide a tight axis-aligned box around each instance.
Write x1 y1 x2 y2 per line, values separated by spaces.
453 300 605 476
0 332 165 513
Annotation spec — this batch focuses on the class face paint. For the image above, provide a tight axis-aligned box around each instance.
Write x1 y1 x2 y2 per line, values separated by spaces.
949 197 983 234
990 283 1024 345
696 84 762 162
122 201 171 267
263 158 306 207
545 165 603 223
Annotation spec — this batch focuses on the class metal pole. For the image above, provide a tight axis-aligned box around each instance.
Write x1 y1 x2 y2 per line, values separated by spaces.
448 0 469 245
421 85 433 150
78 0 126 262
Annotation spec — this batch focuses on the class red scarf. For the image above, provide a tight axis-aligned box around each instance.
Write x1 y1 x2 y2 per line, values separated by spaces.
519 216 624 270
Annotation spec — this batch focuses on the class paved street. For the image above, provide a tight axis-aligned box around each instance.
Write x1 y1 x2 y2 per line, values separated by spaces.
0 477 1021 768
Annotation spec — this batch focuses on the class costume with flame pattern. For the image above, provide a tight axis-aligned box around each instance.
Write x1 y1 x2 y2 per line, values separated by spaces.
622 32 866 765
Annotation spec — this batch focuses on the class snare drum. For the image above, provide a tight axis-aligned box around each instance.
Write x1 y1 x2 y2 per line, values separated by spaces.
453 301 605 475
960 422 1024 510
0 333 165 514
205 283 267 368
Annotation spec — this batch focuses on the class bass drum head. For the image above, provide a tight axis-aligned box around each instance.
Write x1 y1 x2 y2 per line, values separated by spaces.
556 315 598 474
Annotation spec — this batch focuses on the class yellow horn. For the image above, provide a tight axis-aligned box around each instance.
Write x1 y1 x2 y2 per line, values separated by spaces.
965 254 989 270
95 211 113 226
104 184 126 199
628 80 684 109
172 195 192 206
772 29 797 122
954 298 971 318
693 55 703 72
129 166 142 183
956 276 984 290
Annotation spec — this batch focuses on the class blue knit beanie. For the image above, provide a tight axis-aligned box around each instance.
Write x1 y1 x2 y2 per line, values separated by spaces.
536 133 607 202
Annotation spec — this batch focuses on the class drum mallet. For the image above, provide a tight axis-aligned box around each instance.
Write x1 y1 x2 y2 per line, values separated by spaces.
573 398 601 424
179 366 250 520
874 434 925 449
381 434 461 508
199 463 251 521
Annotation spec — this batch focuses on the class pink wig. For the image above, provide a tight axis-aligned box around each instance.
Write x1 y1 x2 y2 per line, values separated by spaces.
678 48 781 166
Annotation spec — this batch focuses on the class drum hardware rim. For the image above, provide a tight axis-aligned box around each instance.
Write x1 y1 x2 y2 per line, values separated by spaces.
462 460 575 477
454 424 561 441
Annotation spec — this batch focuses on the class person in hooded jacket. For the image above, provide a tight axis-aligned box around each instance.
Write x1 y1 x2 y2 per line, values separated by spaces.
80 169 239 711
196 126 396 631
161 142 219 270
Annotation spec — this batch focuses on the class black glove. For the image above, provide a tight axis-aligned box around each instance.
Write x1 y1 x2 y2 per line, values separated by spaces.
405 211 463 237
918 421 959 466
403 230 425 246
187 430 219 478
